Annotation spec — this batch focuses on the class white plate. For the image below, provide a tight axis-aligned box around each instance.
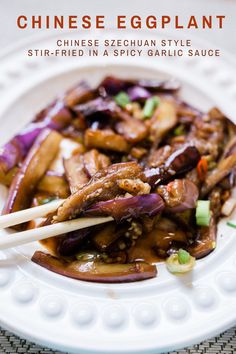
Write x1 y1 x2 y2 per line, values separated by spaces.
0 30 236 354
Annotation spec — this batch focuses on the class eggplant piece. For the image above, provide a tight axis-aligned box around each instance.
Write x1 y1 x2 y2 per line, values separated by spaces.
83 149 111 177
140 215 158 233
0 101 72 175
188 217 216 259
54 162 144 222
177 100 203 122
117 178 151 195
163 145 200 174
61 125 85 143
84 129 130 153
215 136 236 190
92 222 121 251
32 251 157 283
63 81 95 108
144 145 200 187
147 145 173 168
114 111 148 144
163 210 195 235
128 226 187 263
186 168 201 189
187 110 225 160
222 136 236 158
58 227 93 256
64 149 111 194
149 99 178 145
201 153 236 197
130 147 147 160
127 86 151 101
64 154 89 194
157 179 199 213
209 187 222 219
208 107 226 120
98 76 130 95
37 171 70 199
74 97 117 117
218 173 236 190
0 167 18 187
2 129 61 214
75 97 148 144
99 76 180 96
85 194 165 222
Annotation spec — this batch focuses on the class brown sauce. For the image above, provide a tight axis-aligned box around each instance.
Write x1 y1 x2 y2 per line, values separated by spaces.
127 228 187 263
30 220 188 264
30 193 188 264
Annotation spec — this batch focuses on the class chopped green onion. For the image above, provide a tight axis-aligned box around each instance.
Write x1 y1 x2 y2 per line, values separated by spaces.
227 221 236 229
196 216 211 226
178 249 190 264
143 96 160 118
196 200 210 218
114 91 130 108
166 252 195 274
38 197 56 205
196 200 211 226
173 125 185 136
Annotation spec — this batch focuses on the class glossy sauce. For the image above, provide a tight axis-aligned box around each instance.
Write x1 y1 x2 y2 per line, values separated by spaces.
30 219 188 264
127 228 187 263
30 194 188 263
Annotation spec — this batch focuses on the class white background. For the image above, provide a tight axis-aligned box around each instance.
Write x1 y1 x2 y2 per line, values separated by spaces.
0 0 236 54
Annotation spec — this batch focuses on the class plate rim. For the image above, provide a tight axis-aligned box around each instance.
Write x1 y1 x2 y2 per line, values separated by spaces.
0 30 236 354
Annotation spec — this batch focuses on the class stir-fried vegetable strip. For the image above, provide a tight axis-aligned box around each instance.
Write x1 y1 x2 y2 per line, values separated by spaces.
1 75 236 282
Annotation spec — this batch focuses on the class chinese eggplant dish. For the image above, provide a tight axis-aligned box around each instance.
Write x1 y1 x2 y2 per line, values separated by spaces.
1 75 236 283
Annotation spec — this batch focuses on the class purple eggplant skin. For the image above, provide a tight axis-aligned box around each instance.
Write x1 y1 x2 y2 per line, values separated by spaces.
144 145 201 187
98 76 180 96
63 80 95 108
0 101 72 175
57 228 93 257
85 194 165 222
217 137 236 190
32 251 157 283
2 129 62 215
73 97 117 118
201 153 236 197
74 97 148 144
98 76 130 96
158 179 199 213
127 86 151 101
188 217 216 259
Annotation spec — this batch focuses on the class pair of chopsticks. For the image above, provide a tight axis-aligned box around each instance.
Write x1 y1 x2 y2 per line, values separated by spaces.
0 200 112 250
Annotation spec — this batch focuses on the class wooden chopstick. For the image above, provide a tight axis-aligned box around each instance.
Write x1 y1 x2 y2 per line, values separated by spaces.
0 199 113 250
0 216 113 250
0 199 65 229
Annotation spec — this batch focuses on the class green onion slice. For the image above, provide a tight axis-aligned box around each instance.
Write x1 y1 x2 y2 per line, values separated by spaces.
173 125 185 136
166 252 195 274
143 96 160 118
196 200 211 226
196 216 211 226
178 249 190 264
227 221 236 229
114 91 130 108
